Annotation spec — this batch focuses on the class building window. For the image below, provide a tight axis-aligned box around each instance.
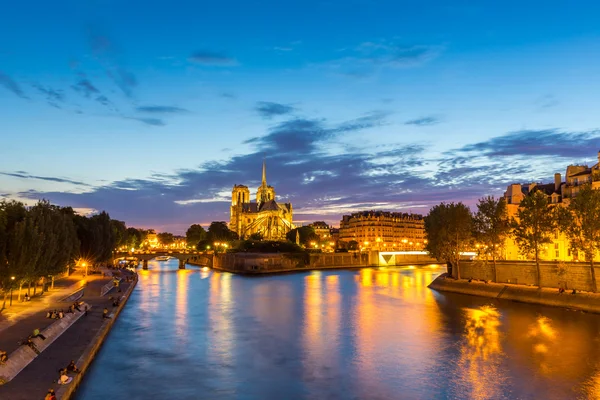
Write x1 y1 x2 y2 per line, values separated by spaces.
554 243 559 249
555 250 559 258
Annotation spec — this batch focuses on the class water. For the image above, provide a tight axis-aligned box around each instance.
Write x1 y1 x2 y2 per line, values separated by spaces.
76 259 600 400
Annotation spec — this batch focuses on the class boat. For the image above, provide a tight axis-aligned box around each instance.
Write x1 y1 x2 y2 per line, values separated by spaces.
155 255 170 261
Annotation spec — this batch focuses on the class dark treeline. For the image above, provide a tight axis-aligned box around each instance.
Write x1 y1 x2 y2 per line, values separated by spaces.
0 200 145 309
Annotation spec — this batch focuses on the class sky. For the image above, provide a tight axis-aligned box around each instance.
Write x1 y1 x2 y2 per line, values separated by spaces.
2 0 600 233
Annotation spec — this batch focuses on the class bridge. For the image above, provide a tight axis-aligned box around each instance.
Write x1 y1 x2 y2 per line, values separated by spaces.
113 251 212 269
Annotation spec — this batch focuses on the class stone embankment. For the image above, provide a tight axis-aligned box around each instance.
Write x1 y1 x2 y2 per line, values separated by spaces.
0 271 137 400
429 274 600 314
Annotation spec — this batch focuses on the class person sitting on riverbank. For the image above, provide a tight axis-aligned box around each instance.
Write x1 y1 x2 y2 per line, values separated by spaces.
58 310 64 319
0 350 8 363
44 388 56 400
46 310 53 319
32 328 46 340
572 289 577 294
66 359 80 373
102 308 110 319
558 287 565 294
24 292 30 301
58 370 73 385
73 302 81 312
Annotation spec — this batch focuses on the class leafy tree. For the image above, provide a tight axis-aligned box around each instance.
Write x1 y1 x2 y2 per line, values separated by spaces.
557 185 600 292
473 196 510 282
157 232 175 246
74 211 116 265
286 226 318 246
111 220 128 249
186 224 207 247
347 240 359 251
126 227 143 249
425 202 473 280
207 221 238 242
511 190 556 288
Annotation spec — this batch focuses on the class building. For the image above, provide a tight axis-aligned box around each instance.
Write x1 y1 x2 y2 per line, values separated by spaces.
339 211 425 251
308 221 332 238
503 150 600 261
230 161 295 240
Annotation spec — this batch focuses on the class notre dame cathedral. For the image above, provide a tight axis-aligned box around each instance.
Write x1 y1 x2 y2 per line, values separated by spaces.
229 161 295 240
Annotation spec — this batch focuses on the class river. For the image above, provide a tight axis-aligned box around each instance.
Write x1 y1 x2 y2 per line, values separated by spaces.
76 259 600 400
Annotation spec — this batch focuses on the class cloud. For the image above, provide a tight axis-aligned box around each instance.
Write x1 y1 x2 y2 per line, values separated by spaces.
32 83 65 108
536 94 559 109
221 92 236 99
317 41 444 78
455 129 600 158
127 117 166 126
1 171 91 186
245 111 387 154
88 27 137 97
72 79 100 98
255 101 295 119
405 116 440 126
136 105 189 114
188 51 238 66
0 71 28 99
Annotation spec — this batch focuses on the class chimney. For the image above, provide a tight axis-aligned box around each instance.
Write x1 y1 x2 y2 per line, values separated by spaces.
554 173 561 192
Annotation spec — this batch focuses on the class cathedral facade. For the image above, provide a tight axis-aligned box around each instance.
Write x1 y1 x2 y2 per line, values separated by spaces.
230 161 295 240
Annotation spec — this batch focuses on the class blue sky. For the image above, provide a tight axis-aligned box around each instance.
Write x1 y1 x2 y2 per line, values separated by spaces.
2 0 600 233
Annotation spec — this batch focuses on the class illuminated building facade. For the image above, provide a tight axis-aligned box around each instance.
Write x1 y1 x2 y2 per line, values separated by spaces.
308 221 332 238
503 150 600 261
339 211 425 250
230 161 295 240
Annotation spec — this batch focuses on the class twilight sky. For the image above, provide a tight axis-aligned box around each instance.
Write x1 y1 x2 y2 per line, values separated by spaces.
2 0 600 233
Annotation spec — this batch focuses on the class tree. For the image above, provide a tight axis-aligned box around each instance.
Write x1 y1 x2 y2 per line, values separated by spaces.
126 227 143 249
424 202 473 280
286 226 318 246
473 196 510 282
557 185 600 292
207 222 238 242
511 190 556 288
111 220 128 249
157 232 175 246
186 224 207 247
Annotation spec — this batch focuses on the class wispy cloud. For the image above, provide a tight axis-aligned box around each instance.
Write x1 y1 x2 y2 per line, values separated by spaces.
136 105 189 114
405 116 440 126
454 129 600 158
317 40 444 78
255 101 295 119
88 27 137 98
0 71 28 99
188 50 238 66
1 171 91 186
72 79 100 98
32 83 65 108
126 117 166 126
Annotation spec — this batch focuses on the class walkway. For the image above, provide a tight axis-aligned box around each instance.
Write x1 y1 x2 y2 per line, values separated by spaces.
0 270 135 400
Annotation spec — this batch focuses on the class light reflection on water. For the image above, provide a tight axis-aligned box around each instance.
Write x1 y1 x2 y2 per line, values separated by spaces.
77 260 600 400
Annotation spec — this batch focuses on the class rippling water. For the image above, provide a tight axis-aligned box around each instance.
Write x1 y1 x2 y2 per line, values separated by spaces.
76 259 600 400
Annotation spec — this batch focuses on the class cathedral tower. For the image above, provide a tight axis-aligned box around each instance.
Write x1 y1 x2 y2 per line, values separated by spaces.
256 160 276 205
230 185 250 234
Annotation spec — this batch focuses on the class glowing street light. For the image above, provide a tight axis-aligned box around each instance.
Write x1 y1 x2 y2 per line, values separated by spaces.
10 276 15 306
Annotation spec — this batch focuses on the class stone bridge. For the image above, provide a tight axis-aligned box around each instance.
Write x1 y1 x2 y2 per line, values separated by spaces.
113 251 212 269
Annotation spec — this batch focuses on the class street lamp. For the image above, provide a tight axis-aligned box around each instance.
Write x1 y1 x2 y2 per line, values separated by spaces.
10 276 15 306
82 262 88 277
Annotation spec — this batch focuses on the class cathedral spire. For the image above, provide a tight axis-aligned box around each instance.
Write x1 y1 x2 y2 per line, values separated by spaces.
262 158 267 186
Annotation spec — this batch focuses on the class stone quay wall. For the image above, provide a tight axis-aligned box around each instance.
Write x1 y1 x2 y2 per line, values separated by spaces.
455 260 600 292
213 252 369 274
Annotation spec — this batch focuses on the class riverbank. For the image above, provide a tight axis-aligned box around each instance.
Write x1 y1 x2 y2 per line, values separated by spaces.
0 270 137 400
56 274 137 399
429 274 600 314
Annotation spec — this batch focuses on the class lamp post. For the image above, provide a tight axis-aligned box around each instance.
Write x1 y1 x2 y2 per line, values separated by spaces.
10 276 15 306
82 262 88 277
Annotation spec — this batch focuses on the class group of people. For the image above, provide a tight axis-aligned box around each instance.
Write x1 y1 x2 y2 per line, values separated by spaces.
46 301 87 320
42 360 80 399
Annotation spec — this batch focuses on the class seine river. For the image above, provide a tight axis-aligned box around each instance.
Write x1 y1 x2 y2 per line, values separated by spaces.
76 259 600 400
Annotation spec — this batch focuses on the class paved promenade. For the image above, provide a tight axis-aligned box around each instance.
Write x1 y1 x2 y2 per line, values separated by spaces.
0 270 136 400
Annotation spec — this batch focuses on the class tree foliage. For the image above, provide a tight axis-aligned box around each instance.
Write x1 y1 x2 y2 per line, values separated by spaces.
286 226 318 246
424 202 473 279
557 185 600 292
511 190 556 288
157 232 175 246
473 196 510 281
207 221 238 242
186 224 207 247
